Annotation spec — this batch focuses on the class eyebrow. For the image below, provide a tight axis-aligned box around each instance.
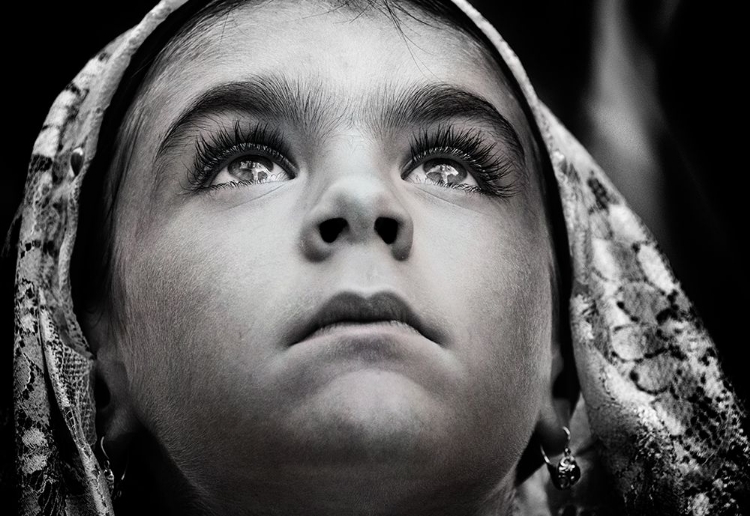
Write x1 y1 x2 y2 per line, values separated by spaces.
154 75 526 167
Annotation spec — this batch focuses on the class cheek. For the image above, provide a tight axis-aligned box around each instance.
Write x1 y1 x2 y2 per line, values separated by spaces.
113 188 553 484
115 212 293 442
415 205 551 441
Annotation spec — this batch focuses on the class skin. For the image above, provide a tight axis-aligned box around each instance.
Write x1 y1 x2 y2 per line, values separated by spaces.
87 1 568 514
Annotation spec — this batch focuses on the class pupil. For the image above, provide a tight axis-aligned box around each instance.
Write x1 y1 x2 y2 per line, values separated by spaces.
424 159 464 185
229 156 273 182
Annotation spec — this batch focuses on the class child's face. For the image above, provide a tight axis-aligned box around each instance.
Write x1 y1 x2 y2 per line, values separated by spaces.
100 0 556 510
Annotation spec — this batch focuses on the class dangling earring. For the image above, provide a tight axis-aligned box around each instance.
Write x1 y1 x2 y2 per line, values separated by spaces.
98 435 126 500
540 426 581 490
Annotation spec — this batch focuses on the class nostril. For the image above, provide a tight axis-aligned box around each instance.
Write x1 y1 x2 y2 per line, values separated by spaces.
319 218 347 243
374 217 398 244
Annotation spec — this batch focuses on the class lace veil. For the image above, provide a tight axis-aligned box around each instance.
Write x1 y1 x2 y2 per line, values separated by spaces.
9 1 749 514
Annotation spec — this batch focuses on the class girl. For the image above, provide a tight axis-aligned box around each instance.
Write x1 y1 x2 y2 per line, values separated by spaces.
10 0 748 514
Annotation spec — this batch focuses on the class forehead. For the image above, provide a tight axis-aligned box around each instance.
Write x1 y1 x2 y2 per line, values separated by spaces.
160 0 507 87
136 0 534 151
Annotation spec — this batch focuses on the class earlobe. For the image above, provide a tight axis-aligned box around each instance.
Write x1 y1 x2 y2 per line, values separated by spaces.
515 245 582 489
517 317 579 485
535 337 577 455
94 355 139 455
85 314 140 469
536 259 579 454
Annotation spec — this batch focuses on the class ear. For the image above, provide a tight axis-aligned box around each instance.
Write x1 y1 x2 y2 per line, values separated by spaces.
534 326 578 455
84 311 141 470
516 289 579 484
535 251 579 454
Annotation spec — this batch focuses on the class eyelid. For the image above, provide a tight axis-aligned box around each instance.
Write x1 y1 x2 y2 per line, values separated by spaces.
402 125 517 198
402 124 518 199
188 121 296 191
214 142 290 174
402 146 474 177
404 126 492 172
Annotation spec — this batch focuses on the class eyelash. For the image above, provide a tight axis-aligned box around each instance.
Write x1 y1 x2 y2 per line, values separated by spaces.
405 125 516 198
188 122 517 198
188 121 293 192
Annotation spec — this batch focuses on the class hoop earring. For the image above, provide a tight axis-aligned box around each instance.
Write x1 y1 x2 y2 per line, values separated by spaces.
98 435 126 500
540 426 581 490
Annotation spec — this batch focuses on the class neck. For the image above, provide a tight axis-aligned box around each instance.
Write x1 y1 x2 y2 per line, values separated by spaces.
130 440 518 516
202 466 516 516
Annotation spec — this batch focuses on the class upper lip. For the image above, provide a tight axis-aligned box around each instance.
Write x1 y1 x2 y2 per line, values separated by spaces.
291 291 441 345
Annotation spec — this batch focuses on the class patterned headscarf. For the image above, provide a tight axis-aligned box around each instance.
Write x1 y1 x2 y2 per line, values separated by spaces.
9 1 749 514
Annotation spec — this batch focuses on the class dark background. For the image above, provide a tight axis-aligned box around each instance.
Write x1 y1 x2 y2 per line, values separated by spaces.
2 3 746 495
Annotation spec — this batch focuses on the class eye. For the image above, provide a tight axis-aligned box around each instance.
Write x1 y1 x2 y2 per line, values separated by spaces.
188 122 297 192
405 158 479 188
210 154 292 187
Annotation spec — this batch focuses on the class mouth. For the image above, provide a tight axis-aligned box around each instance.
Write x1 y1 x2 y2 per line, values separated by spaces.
291 291 441 346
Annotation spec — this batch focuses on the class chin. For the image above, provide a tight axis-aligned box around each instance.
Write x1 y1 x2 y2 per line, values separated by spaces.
281 369 451 466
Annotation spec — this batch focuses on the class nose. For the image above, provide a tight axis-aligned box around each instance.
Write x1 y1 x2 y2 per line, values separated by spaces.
299 173 414 262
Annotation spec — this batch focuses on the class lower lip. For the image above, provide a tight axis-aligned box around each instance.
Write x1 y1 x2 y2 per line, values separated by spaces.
290 322 434 366
303 320 423 342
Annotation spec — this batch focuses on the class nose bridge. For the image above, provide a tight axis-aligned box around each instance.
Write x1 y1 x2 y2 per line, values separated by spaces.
325 174 393 238
299 136 414 261
316 133 393 231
